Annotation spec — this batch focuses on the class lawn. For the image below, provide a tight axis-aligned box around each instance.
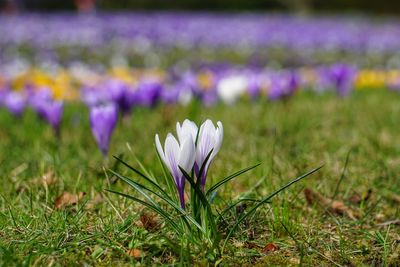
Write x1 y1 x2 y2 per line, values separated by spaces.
1 90 399 266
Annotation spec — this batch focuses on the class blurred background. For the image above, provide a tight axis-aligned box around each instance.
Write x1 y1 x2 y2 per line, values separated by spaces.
1 0 400 103
2 0 400 14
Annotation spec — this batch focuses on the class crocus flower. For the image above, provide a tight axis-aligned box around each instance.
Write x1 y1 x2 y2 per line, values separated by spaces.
155 131 196 208
81 86 109 107
323 64 357 96
217 75 248 105
35 100 64 134
176 119 223 190
104 80 136 115
4 91 26 117
135 80 162 107
268 71 299 101
90 103 118 157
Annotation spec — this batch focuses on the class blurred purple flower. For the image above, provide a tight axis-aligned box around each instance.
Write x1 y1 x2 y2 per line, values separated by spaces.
134 80 162 107
161 86 180 104
268 71 299 101
104 80 136 114
4 91 26 116
81 86 109 107
90 103 118 157
37 101 64 134
323 64 357 96
201 91 218 106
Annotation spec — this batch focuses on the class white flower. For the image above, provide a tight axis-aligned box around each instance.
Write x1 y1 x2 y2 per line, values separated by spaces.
176 119 198 144
176 119 224 189
217 75 248 104
155 132 196 207
195 120 223 188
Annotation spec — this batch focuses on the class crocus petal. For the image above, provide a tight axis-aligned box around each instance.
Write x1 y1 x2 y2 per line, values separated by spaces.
155 134 166 164
164 133 181 181
178 137 196 173
196 119 216 165
176 119 197 144
211 121 224 159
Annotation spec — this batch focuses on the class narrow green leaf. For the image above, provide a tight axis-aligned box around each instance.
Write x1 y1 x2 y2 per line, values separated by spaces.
179 166 221 244
109 170 206 234
105 189 183 235
196 149 213 187
113 156 169 199
206 163 261 196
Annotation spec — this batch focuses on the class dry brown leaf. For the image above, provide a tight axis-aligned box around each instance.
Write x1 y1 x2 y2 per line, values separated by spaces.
54 191 86 210
304 188 359 219
139 212 159 232
304 188 329 206
85 193 104 210
127 248 143 258
348 189 372 204
42 171 58 186
245 242 261 249
31 171 58 187
262 243 279 254
377 219 400 227
387 193 400 204
331 200 359 220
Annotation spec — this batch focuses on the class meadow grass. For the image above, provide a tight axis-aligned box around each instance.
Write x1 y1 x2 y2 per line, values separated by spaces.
1 90 400 266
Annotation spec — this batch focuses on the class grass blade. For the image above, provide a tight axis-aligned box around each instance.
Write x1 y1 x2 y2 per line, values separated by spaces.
206 163 261 196
179 166 221 244
222 165 323 252
105 189 183 235
113 156 170 199
109 170 206 234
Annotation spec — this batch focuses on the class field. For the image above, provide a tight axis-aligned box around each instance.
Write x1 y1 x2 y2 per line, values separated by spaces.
1 89 400 266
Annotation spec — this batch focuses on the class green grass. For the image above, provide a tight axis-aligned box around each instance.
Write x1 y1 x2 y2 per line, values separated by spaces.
1 90 400 266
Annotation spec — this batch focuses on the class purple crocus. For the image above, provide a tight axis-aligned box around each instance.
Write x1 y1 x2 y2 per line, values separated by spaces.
323 64 357 96
89 103 118 157
247 74 262 100
155 129 196 208
29 89 63 134
81 86 109 107
134 80 162 107
104 80 136 115
4 91 26 116
268 71 299 101
38 101 64 134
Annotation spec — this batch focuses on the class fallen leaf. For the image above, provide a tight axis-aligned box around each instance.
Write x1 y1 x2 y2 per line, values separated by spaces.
245 242 261 249
331 200 358 220
348 189 372 204
377 219 400 227
127 248 143 258
304 188 329 206
42 171 58 186
54 191 86 210
262 243 279 253
139 212 159 232
387 193 400 204
86 193 104 210
304 188 359 219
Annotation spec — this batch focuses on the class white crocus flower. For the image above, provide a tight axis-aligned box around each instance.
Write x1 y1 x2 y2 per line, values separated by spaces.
217 75 248 104
176 119 224 189
195 120 224 189
155 132 196 208
176 119 198 143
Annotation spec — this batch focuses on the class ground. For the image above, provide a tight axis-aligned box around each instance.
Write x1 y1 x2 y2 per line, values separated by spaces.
0 90 400 266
